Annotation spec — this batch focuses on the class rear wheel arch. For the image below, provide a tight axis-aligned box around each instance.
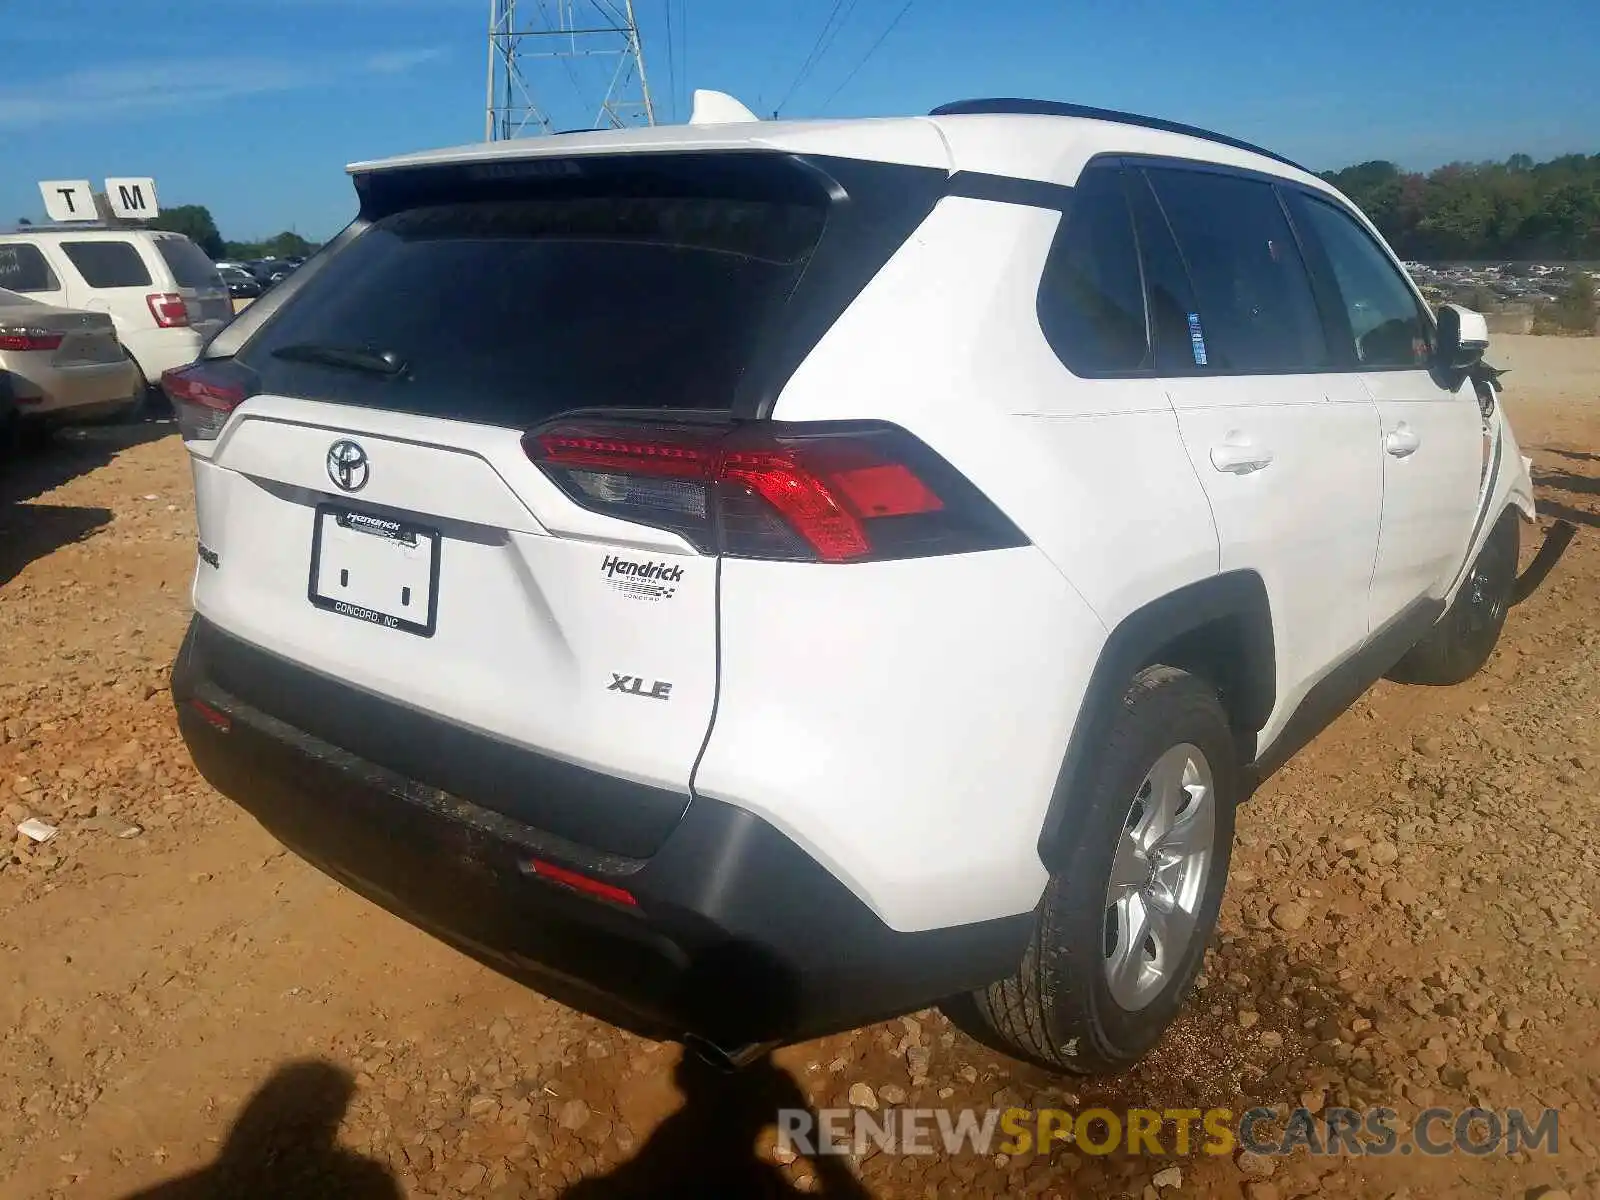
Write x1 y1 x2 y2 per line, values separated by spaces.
1037 570 1274 871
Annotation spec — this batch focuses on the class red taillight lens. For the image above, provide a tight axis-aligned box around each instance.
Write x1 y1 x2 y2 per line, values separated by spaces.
162 360 259 442
525 420 1024 563
527 859 638 907
188 698 232 733
0 328 65 352
146 292 190 328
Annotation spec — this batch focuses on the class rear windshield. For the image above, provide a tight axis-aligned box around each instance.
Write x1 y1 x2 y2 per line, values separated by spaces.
61 241 154 288
238 194 825 424
154 237 222 288
0 243 59 293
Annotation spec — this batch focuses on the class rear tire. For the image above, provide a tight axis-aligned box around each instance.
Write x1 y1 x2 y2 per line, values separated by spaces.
1388 513 1519 686
0 402 18 470
120 353 153 424
960 665 1237 1075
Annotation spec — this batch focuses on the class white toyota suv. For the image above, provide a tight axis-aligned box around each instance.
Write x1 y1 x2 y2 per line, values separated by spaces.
166 98 1542 1074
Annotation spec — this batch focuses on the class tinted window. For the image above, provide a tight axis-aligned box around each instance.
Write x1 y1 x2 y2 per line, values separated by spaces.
154 237 223 288
61 241 153 288
1291 194 1432 368
1146 168 1327 372
0 243 60 293
1037 168 1147 372
1126 172 1203 371
240 195 824 423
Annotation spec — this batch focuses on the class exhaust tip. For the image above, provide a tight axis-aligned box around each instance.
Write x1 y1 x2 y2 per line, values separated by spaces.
683 1034 778 1073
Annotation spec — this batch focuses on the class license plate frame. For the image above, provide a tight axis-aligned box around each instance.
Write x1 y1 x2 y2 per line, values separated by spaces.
307 504 441 638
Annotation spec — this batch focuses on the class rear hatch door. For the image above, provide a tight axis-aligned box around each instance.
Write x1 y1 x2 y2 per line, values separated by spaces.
188 155 831 856
151 235 233 335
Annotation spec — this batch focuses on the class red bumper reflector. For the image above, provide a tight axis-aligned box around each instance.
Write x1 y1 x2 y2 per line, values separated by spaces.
189 698 232 732
528 859 638 907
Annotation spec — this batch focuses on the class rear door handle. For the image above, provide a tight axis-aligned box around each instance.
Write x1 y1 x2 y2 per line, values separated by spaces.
1210 440 1274 474
1385 426 1421 457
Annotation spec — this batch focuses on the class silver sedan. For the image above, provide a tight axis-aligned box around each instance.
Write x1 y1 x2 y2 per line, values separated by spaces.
1 287 143 432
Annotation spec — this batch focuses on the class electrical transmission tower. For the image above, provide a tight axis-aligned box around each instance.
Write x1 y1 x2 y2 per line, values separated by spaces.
484 0 657 141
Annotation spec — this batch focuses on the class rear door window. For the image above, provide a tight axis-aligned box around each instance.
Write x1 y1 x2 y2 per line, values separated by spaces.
1036 167 1148 373
154 237 223 289
239 193 825 425
61 241 153 288
1144 167 1327 373
0 243 61 293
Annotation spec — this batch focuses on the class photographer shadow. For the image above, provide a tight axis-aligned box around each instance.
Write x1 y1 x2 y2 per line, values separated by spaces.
118 1060 400 1200
559 1052 873 1200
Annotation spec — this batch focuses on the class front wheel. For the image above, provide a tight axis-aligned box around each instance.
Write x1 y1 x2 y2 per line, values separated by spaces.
1388 512 1519 686
960 665 1237 1075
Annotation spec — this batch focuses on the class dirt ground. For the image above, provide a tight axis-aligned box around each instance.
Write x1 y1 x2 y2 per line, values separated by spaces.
1 335 1597 1200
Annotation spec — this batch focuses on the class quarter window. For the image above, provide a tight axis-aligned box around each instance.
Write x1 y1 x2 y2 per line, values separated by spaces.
1145 167 1327 373
0 243 60 293
1290 194 1432 368
154 237 223 288
1037 168 1148 373
60 241 153 288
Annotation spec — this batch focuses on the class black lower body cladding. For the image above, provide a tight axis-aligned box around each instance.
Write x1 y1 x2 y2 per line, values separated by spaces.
170 616 1030 1047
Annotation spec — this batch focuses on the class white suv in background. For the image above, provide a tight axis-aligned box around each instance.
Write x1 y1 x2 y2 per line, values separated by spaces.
0 227 231 397
165 97 1541 1075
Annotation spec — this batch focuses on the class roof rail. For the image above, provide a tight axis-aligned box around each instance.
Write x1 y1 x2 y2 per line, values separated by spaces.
0 221 120 235
928 98 1309 174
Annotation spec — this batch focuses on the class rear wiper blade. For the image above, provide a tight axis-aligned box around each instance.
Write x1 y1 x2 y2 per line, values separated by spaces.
271 342 407 378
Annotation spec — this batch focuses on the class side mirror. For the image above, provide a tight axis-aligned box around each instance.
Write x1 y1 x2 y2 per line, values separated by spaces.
1436 303 1490 371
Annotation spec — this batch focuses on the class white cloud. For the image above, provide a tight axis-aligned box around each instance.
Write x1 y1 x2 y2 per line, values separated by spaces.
364 47 448 74
0 49 448 128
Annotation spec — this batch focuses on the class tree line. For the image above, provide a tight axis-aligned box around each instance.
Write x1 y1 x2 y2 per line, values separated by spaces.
140 203 317 262
16 197 317 261
18 153 1597 265
1321 153 1600 261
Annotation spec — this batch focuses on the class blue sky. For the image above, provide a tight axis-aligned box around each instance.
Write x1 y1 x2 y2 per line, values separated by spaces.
4 0 1595 243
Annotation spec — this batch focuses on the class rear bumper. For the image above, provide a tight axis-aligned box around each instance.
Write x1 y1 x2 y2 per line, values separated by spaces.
9 359 141 419
120 326 205 382
171 616 1030 1046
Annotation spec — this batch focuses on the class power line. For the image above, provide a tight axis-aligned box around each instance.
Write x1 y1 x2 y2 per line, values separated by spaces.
820 0 916 112
678 0 688 119
774 0 846 116
810 0 865 91
663 0 677 122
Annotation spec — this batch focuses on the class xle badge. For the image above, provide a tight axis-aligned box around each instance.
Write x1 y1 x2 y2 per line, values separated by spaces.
609 674 672 701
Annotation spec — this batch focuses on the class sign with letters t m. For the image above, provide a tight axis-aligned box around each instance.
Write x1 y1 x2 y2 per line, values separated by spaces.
38 180 96 222
105 177 160 220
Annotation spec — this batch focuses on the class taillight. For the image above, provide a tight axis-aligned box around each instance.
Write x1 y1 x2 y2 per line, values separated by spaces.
524 419 1026 563
188 698 232 733
161 360 259 442
525 859 638 907
0 327 64 352
146 292 190 328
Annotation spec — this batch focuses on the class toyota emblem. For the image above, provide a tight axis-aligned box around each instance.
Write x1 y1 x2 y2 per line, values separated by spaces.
326 440 370 492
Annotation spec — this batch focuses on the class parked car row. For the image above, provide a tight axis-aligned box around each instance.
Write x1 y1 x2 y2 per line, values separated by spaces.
0 224 237 462
215 256 302 293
